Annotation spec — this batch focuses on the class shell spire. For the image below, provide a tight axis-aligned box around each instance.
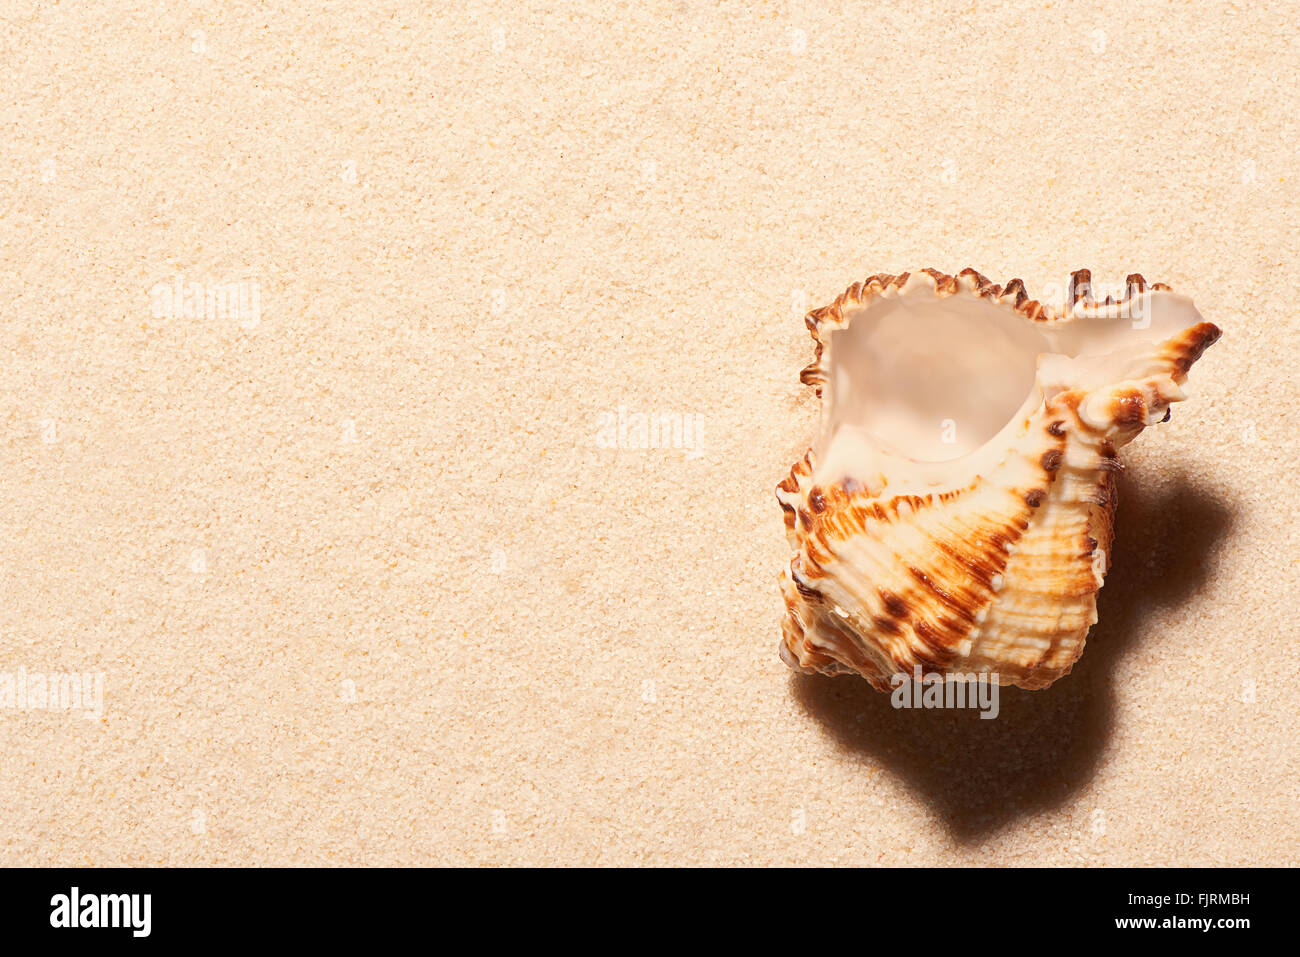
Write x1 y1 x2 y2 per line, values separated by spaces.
777 268 1220 690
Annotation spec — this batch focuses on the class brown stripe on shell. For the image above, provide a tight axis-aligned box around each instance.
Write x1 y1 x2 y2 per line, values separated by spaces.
1094 442 1123 471
922 267 959 294
789 562 821 602
872 616 903 636
910 620 964 662
1167 322 1222 379
935 539 1001 589
1068 268 1093 304
1002 278 1028 306
798 366 824 388
1098 470 1119 512
906 565 979 626
800 537 831 569
792 580 820 602
878 589 909 620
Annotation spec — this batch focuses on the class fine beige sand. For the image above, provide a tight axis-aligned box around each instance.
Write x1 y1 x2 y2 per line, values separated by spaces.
1 2 1297 866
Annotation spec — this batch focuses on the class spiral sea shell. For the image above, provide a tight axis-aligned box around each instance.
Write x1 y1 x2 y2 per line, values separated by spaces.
777 268 1220 690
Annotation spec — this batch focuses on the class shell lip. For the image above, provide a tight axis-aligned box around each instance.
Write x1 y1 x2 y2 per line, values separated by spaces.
802 268 1219 469
810 267 1174 327
799 268 1206 387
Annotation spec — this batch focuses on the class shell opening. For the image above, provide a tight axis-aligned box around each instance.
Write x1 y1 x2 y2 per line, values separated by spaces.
822 295 1050 464
814 276 1206 490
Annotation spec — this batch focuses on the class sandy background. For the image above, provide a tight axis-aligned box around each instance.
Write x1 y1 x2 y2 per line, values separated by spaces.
1 1 1297 866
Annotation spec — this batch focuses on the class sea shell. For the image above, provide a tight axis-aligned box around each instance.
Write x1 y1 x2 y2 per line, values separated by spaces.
777 268 1220 690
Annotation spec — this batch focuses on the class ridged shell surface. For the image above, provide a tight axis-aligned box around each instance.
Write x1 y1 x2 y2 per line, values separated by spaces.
778 268 1220 690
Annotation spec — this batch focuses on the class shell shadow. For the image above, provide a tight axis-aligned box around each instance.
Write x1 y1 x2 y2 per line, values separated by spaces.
788 469 1236 842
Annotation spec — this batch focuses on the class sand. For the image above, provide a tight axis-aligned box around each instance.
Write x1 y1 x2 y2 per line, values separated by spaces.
1 1 1296 866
